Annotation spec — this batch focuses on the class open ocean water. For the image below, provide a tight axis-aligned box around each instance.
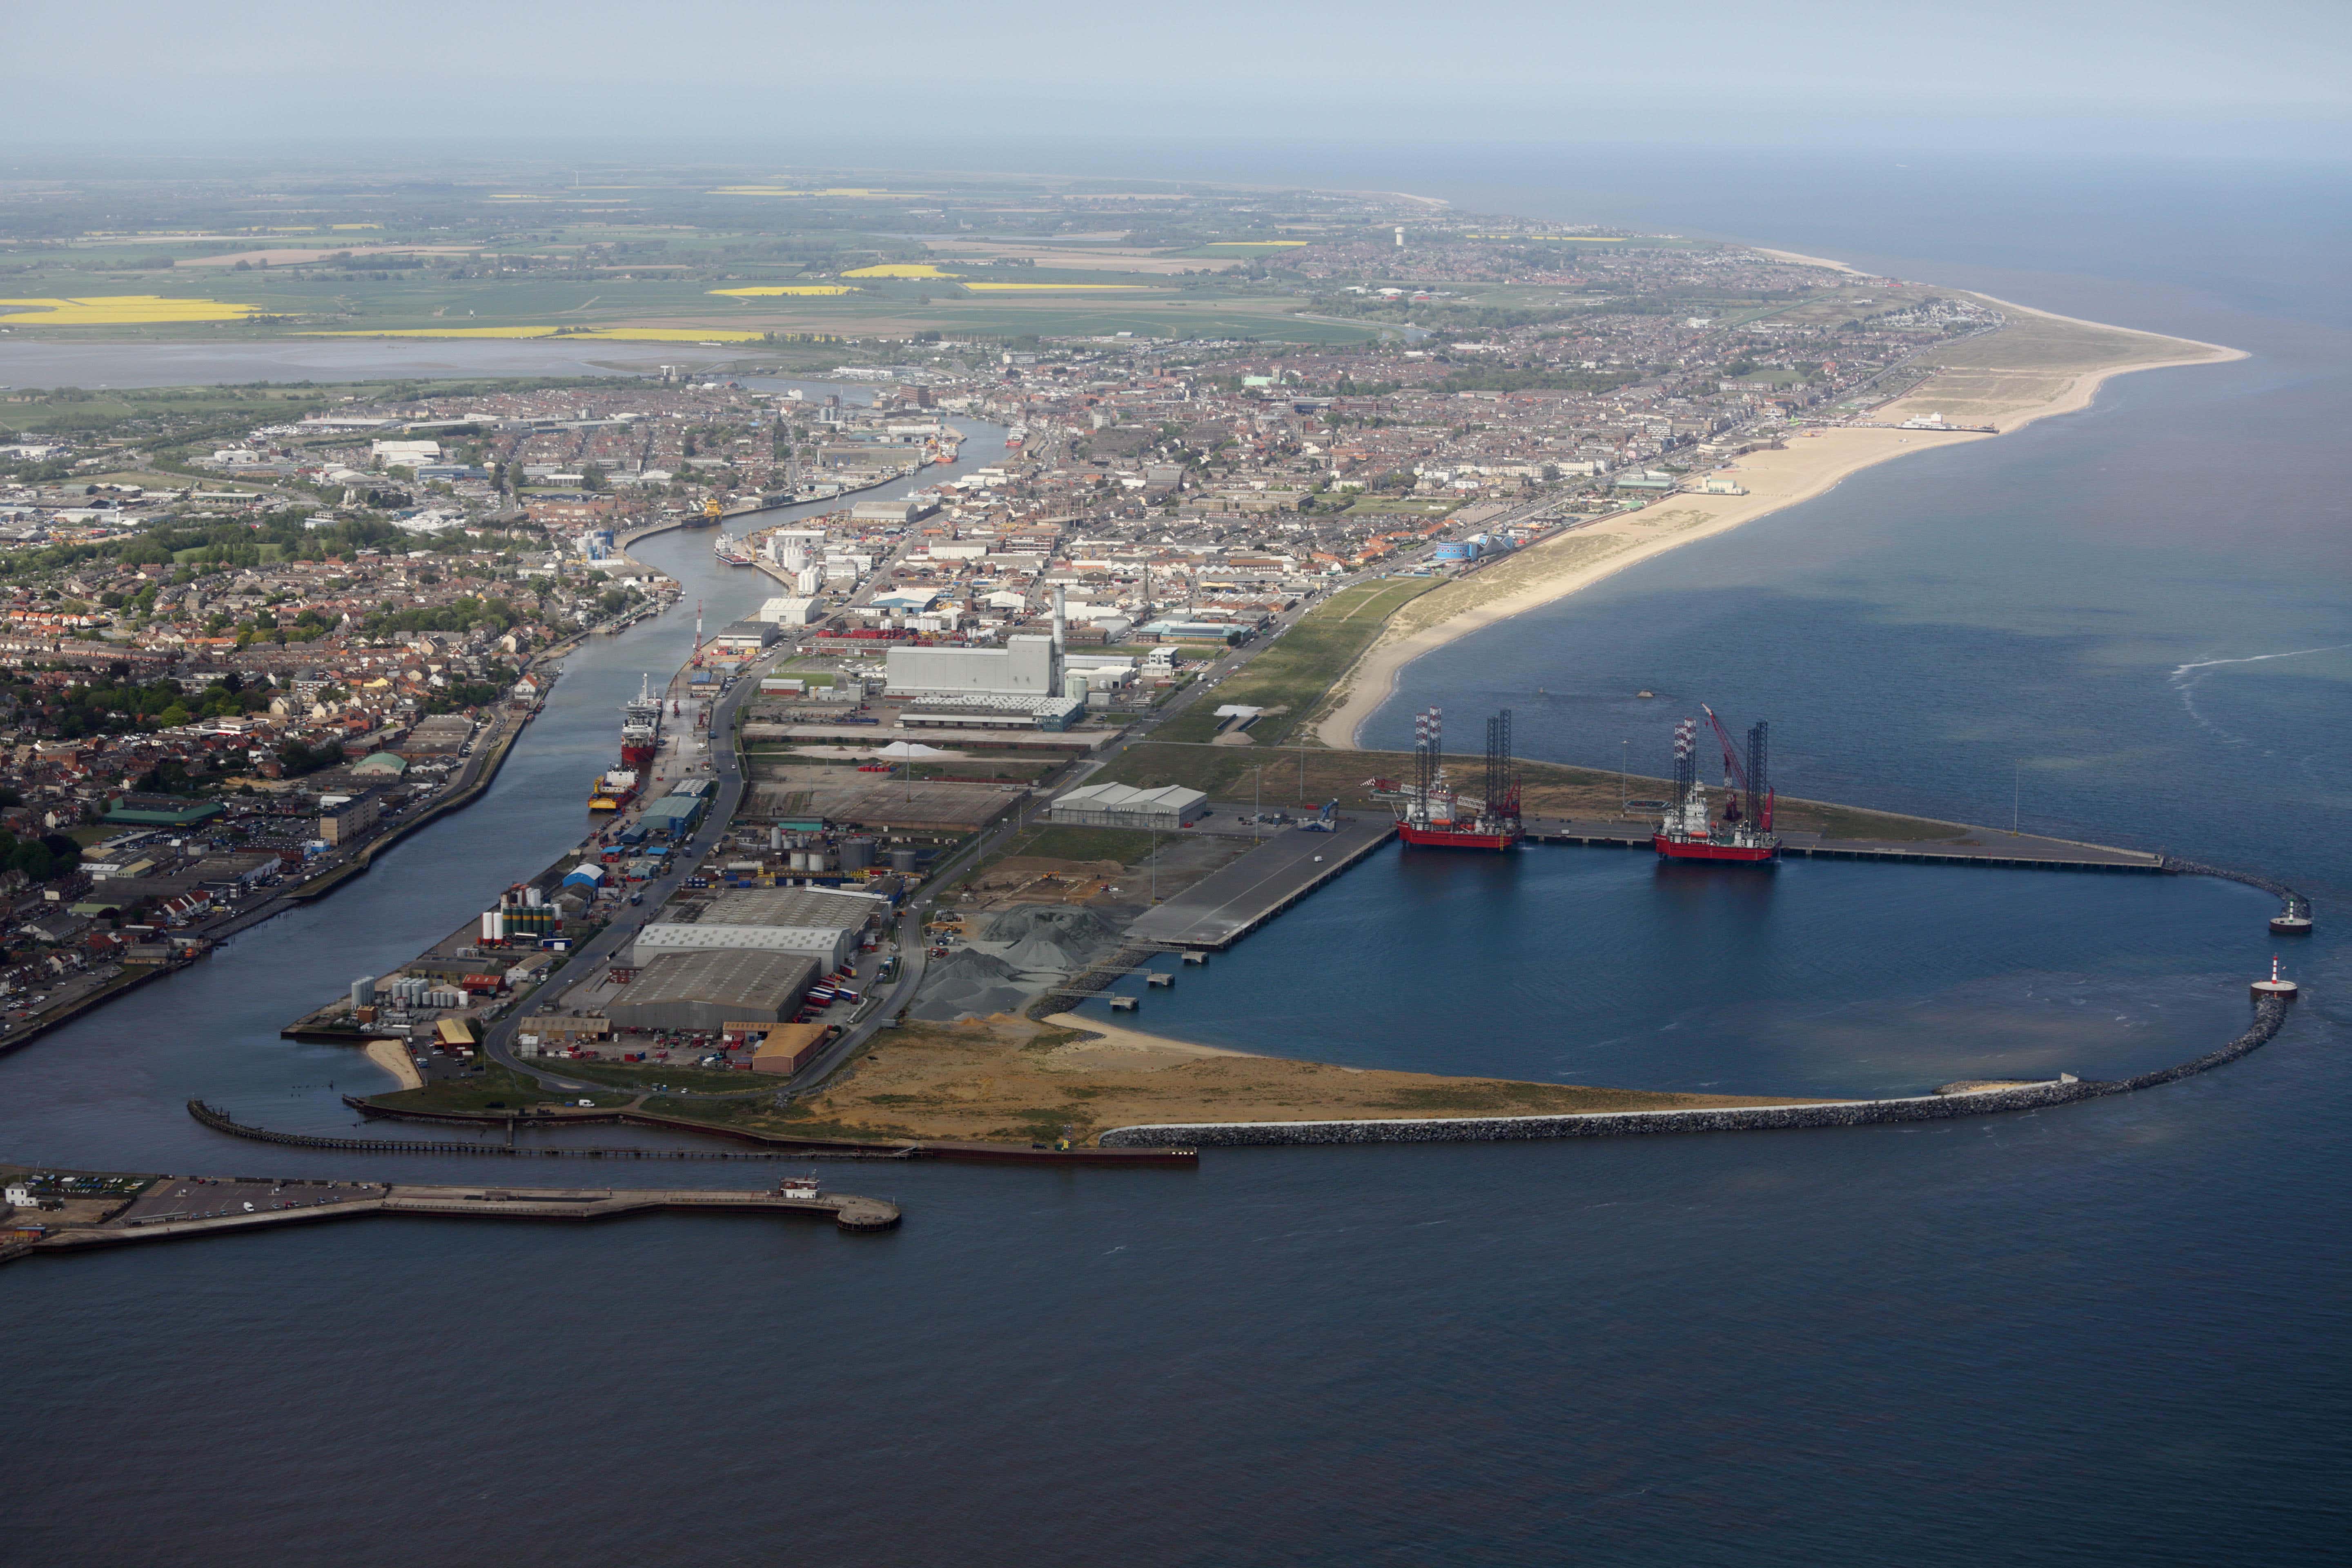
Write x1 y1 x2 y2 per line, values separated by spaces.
4 153 2348 1565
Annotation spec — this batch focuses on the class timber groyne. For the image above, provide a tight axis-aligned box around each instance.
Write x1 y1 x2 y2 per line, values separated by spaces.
1098 996 2293 1148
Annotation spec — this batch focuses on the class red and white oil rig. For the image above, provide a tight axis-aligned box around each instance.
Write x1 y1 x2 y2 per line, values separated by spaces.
1655 706 1779 862
1392 706 1523 850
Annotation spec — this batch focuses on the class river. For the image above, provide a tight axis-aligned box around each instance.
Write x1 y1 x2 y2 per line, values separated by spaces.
7 160 2348 1565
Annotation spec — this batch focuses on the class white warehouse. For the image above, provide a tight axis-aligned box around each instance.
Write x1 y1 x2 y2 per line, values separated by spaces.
1050 782 1209 831
631 887 886 973
886 633 1059 699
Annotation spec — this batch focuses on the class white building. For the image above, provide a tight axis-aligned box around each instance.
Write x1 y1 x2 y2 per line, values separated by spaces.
756 597 822 626
632 887 884 973
1050 782 1208 831
886 635 1058 698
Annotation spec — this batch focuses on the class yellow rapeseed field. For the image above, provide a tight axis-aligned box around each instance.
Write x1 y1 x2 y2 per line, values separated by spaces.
842 264 959 279
301 326 770 343
708 286 854 296
0 295 263 325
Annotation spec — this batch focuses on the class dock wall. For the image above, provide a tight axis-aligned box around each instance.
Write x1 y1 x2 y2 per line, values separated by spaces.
1099 996 2292 1148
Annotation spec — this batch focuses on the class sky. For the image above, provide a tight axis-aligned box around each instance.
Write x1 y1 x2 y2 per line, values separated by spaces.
9 0 2350 160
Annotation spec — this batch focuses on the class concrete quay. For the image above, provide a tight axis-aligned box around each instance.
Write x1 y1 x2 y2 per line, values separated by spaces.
1125 814 1396 950
10 1171 898 1259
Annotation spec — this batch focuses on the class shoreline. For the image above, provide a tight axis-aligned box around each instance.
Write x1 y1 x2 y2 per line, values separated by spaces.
1316 290 2248 748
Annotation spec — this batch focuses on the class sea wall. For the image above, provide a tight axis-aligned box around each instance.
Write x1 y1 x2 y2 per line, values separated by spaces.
1098 996 2291 1148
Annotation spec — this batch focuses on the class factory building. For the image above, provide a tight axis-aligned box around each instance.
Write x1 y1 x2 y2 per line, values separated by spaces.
633 886 885 973
710 619 782 656
756 596 821 626
899 692 1085 732
606 948 820 1033
885 633 1058 698
1049 782 1209 831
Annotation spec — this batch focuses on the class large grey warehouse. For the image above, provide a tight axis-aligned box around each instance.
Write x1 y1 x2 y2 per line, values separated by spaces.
606 949 820 1033
633 887 883 973
1049 782 1209 830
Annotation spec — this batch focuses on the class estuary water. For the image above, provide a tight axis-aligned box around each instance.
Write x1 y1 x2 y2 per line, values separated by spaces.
7 159 2350 1566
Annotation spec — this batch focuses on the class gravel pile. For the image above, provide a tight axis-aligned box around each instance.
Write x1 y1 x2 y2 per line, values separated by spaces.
910 948 1031 1022
982 906 1121 973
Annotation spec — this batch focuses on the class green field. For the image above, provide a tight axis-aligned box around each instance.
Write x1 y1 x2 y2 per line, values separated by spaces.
1096 576 1434 800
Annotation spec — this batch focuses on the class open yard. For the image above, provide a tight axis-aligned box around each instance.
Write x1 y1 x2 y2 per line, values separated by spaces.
665 1017 1826 1147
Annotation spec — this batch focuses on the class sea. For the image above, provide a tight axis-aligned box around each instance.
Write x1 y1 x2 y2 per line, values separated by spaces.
4 150 2346 1566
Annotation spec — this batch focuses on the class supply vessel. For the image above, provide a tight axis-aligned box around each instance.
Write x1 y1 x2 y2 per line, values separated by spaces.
1393 707 1521 850
620 673 662 774
713 533 755 567
587 768 640 813
1654 708 1778 863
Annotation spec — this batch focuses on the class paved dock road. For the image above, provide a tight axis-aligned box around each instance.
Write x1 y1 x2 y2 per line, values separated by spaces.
1126 815 1395 949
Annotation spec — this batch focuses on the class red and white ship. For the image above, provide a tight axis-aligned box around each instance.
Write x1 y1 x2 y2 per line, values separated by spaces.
1654 709 1778 863
620 673 662 773
1393 706 1522 850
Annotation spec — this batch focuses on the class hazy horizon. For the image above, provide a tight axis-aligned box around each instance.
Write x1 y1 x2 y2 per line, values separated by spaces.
9 0 2350 161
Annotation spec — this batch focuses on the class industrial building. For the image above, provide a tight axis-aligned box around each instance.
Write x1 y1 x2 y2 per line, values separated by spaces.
1050 782 1209 830
756 596 821 626
710 619 782 657
885 633 1059 699
606 948 820 1033
899 692 1085 732
633 886 884 972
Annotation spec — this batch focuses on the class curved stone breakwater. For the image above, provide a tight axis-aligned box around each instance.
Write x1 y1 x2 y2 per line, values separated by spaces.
2164 856 2312 920
1098 996 2294 1148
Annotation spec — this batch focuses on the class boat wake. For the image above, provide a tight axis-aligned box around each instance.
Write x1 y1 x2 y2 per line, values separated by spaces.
2165 643 2351 743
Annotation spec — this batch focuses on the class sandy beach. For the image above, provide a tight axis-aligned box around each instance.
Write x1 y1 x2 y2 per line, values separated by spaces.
1316 291 2245 748
364 1038 423 1091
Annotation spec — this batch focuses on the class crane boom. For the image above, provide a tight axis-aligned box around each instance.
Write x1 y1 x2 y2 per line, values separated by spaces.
1699 705 1750 792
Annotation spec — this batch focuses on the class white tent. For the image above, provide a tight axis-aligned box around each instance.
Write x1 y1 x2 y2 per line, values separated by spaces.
875 741 953 758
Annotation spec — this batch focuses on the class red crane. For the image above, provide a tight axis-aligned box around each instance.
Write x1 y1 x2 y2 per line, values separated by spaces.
1700 705 1773 829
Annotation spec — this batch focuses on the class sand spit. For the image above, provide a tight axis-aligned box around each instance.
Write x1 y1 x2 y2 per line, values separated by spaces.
1316 290 2245 748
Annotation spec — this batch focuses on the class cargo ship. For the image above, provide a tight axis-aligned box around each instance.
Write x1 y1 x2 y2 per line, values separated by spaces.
1653 711 1779 863
1393 706 1521 851
713 533 755 567
588 768 641 813
621 674 662 773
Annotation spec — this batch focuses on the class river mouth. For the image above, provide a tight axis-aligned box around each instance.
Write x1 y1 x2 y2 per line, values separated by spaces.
1070 844 2265 1100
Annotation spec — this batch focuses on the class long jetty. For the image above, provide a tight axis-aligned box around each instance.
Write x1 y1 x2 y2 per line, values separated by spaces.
189 1099 1196 1168
1522 815 2165 872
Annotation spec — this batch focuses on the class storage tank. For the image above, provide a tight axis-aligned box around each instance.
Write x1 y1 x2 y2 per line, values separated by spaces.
839 837 875 873
889 847 920 873
351 976 376 1009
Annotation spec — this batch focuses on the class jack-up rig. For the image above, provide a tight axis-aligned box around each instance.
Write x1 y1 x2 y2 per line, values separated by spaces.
1654 705 1779 862
1392 706 1523 850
